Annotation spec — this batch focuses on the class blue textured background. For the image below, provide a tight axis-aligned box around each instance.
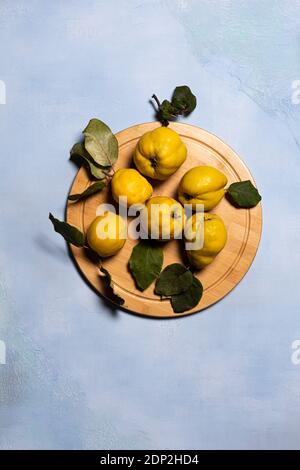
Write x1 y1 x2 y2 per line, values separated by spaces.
0 0 300 450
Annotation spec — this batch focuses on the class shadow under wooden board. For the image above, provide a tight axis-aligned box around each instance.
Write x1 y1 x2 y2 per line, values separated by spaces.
67 122 262 318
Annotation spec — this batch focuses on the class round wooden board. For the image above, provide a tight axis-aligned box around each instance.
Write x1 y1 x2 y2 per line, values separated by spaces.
67 122 262 318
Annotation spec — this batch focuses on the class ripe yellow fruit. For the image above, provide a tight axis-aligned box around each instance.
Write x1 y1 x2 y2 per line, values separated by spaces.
111 168 153 206
134 127 187 180
141 196 185 241
178 165 228 211
185 213 227 269
87 212 127 258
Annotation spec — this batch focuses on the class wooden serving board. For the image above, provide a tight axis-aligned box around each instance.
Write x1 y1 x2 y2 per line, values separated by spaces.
67 122 262 318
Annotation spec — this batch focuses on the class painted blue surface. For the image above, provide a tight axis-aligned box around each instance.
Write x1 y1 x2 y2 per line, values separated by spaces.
0 0 300 450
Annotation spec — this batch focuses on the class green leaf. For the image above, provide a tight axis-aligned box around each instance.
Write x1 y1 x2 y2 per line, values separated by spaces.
155 263 193 296
70 142 107 180
227 180 261 208
129 241 164 291
49 213 85 247
171 86 197 116
68 181 105 202
159 100 179 122
83 118 118 168
99 266 125 306
171 277 203 313
152 86 197 125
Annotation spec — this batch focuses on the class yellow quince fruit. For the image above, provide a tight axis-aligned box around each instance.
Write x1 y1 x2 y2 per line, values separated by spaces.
133 127 187 180
178 165 228 211
141 196 185 241
111 168 153 206
185 213 227 269
87 211 127 257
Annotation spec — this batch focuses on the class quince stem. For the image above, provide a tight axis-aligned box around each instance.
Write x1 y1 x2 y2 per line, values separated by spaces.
152 94 161 108
151 94 169 127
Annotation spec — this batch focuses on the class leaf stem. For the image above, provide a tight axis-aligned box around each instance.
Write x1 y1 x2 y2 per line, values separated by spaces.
152 94 161 110
101 167 115 184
